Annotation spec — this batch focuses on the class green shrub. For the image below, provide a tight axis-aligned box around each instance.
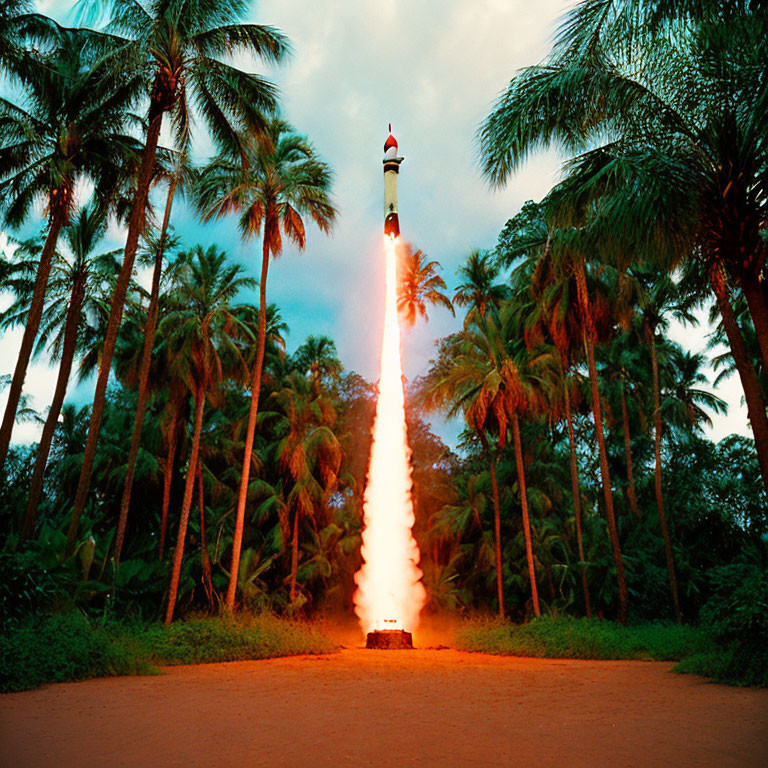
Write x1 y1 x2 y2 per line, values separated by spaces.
1 612 336 693
133 614 336 665
691 545 768 687
0 612 154 692
454 616 713 662
672 650 732 681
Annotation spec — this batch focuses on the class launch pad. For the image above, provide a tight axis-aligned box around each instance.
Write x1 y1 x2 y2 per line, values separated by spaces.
366 629 414 650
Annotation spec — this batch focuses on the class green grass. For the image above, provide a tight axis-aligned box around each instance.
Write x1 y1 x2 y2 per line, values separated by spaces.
454 615 768 687
673 640 768 687
454 616 714 662
1 612 336 693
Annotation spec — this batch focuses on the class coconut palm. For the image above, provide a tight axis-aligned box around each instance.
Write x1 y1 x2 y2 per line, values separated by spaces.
195 117 336 610
416 309 546 618
416 330 505 615
499 201 627 618
67 0 289 553
263 371 342 603
632 269 699 622
663 346 728 437
161 244 255 623
708 290 765 401
477 0 768 490
396 243 454 327
0 208 121 539
567 241 629 622
114 152 197 568
0 26 142 472
499 202 596 613
156 377 190 561
291 335 343 388
602 333 646 521
452 249 510 326
0 1 32 68
502 335 556 619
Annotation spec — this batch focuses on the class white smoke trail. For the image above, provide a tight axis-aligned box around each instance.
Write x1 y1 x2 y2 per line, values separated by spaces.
353 235 426 634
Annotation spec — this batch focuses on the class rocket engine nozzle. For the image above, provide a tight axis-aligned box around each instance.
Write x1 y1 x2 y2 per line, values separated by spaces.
384 212 400 238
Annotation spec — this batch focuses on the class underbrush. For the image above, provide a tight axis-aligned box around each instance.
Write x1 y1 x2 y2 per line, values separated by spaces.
1 612 336 693
454 616 713 662
454 615 766 687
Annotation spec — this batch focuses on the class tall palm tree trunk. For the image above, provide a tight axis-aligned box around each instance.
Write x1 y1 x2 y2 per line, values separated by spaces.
226 235 270 609
620 384 641 519
511 413 541 618
158 415 179 560
165 388 205 624
576 262 628 623
114 178 178 567
710 265 768 488
289 506 300 603
585 328 628 623
66 107 164 555
648 331 681 623
740 275 768 375
484 442 505 618
198 462 214 610
0 202 69 472
564 385 591 617
21 273 86 540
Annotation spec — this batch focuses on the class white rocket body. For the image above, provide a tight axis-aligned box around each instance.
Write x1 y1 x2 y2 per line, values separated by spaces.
383 127 403 238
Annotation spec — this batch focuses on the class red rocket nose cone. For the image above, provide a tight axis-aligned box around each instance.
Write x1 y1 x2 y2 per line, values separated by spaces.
384 126 398 153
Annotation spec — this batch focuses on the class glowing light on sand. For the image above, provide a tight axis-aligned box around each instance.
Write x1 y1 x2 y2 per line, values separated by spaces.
354 235 426 635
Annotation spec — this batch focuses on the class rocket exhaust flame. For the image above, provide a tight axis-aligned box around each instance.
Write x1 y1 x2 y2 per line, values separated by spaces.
353 233 426 640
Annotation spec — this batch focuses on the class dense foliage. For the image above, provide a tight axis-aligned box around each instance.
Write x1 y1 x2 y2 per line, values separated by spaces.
454 617 713 662
0 612 334 692
0 0 766 690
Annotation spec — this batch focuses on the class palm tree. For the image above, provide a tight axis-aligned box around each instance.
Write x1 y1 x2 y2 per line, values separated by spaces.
67 0 289 553
416 331 505 615
291 335 343 389
0 1 32 68
157 378 189 560
572 247 628 623
195 117 336 610
499 201 631 618
114 152 197 567
162 244 255 623
417 311 545 618
396 243 454 326
602 333 645 521
530 219 629 623
452 249 510 325
0 208 121 539
264 371 342 603
500 202 595 615
0 26 142 472
633 270 698 623
708 264 768 486
663 346 728 436
503 337 554 619
478 0 768 490
707 290 765 404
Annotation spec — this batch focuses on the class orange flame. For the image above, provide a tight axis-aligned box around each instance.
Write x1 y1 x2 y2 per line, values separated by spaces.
354 235 426 634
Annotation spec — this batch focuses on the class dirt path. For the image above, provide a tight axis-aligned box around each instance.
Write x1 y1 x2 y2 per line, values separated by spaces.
1 648 766 767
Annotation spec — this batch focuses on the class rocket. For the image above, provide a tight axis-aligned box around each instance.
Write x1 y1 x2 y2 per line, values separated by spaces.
383 124 403 238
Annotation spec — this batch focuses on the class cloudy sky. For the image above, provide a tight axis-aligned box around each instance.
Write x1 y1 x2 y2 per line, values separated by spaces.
0 0 750 447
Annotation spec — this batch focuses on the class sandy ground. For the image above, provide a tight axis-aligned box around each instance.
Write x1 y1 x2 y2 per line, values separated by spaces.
1 645 767 768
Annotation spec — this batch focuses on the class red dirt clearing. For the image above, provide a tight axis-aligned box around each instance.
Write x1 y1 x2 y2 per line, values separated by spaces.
1 648 767 767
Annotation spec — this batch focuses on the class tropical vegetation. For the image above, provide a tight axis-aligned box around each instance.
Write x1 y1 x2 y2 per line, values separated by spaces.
0 0 765 691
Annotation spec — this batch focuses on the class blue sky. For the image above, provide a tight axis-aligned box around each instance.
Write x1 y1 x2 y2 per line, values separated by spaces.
0 0 750 448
